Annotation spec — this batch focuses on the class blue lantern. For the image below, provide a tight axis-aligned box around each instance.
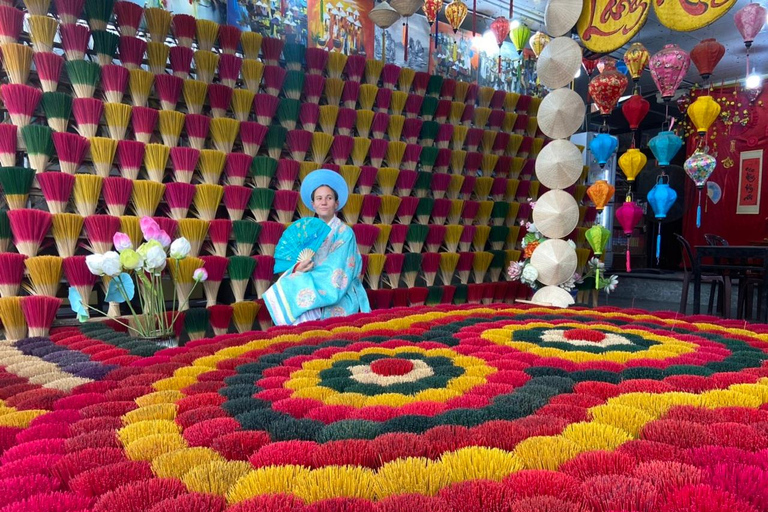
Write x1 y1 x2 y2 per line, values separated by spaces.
589 133 619 168
616 60 629 75
647 175 678 263
648 130 682 166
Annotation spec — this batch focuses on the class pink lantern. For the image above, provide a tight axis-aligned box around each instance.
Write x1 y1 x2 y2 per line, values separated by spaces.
615 200 644 272
735 3 767 49
649 44 691 102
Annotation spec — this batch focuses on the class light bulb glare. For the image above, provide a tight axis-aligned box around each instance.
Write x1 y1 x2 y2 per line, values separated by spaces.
574 67 581 79
510 19 520 29
746 71 762 90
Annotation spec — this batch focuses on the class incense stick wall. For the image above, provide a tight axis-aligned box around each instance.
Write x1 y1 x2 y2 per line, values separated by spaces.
0 1 597 335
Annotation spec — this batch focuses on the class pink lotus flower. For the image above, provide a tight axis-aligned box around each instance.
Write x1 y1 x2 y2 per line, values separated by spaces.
140 217 161 242
113 232 132 252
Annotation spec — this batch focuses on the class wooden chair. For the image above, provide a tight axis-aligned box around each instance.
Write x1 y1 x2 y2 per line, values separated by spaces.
705 234 764 320
676 234 730 316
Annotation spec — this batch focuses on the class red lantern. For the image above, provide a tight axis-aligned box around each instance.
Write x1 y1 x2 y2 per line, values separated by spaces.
588 59 628 118
582 57 598 76
621 94 650 131
490 16 510 73
690 38 725 81
423 0 443 25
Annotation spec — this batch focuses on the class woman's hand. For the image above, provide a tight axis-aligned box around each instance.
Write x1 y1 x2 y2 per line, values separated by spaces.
295 259 314 273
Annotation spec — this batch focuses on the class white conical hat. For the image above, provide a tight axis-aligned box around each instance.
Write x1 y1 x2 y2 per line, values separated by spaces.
530 238 578 286
545 0 582 37
535 139 583 189
530 285 575 307
536 37 582 90
532 190 579 239
537 88 585 139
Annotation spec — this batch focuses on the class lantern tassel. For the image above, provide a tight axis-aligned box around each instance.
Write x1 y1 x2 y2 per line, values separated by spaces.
595 266 600 290
696 188 703 228
403 20 409 62
626 248 631 273
656 224 662 264
498 54 502 74
381 29 386 63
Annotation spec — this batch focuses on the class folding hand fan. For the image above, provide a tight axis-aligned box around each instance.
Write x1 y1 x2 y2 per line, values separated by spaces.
274 217 331 273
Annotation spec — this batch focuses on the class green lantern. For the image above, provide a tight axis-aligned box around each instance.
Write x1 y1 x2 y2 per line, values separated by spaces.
510 24 531 54
585 224 611 289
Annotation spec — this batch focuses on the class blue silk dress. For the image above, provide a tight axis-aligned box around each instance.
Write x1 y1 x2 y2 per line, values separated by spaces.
263 216 371 326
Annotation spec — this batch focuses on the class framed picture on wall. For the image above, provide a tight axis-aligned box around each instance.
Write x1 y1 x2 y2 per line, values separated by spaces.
737 149 763 214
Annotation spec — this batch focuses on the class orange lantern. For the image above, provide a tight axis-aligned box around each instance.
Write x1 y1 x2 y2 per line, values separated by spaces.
587 180 615 211
423 0 444 25
445 0 468 33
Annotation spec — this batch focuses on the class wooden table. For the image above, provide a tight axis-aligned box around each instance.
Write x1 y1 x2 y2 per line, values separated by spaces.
694 246 768 321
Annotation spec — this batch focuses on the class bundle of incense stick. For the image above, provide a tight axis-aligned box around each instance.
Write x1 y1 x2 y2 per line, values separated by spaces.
52 213 83 258
223 185 251 222
22 124 54 173
130 179 164 218
7 208 51 257
128 68 154 107
101 64 129 104
102 176 133 217
28 15 58 54
0 296 26 341
37 172 74 213
233 218 259 256
89 136 117 177
158 110 185 147
83 214 120 254
34 52 63 93
0 166 33 210
0 252 25 297
1 83 41 130
169 45 193 80
231 89 255 123
177 218 209 257
144 143 170 182
164 182 195 220
168 256 204 311
114 0 143 36
24 256 62 297
193 183 224 222
199 255 227 307
52 132 88 174
239 122 267 158
233 300 259 333
2 43 34 85
207 219 232 256
103 101 131 140
116 140 145 180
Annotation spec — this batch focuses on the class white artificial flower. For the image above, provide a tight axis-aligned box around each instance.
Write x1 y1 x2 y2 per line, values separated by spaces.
525 222 538 234
85 253 105 276
567 239 577 249
589 257 605 270
169 237 191 260
193 267 208 282
604 275 619 294
101 251 122 277
144 245 167 271
521 264 539 283
558 271 578 292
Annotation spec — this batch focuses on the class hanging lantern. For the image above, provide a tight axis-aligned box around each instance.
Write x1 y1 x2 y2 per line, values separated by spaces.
735 3 767 50
585 224 611 289
615 200 644 272
490 16 510 72
529 31 550 58
648 44 691 102
444 0 468 33
390 0 426 61
621 94 650 131
589 133 618 169
588 59 629 119
582 57 597 76
618 148 647 184
510 23 531 54
623 42 649 86
596 56 613 74
587 180 615 212
648 130 682 167
690 38 725 81
687 95 721 136
684 148 717 228
423 0 443 25
647 174 677 263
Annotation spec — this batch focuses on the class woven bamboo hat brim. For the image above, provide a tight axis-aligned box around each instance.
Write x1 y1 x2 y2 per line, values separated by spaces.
536 37 581 90
530 238 578 286
369 2 401 28
537 88 585 139
531 285 575 307
532 190 579 239
535 139 583 189
545 0 582 37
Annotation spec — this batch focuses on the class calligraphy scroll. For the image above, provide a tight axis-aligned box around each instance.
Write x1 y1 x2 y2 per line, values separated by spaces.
577 0 737 53
737 149 763 214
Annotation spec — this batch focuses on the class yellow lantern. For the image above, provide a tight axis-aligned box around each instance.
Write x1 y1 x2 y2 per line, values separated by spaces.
528 31 550 58
618 148 647 183
623 42 650 84
444 0 468 33
687 95 721 135
586 180 615 211
510 23 531 54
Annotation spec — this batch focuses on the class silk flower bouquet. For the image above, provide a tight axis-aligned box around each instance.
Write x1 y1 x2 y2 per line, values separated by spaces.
69 217 208 339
